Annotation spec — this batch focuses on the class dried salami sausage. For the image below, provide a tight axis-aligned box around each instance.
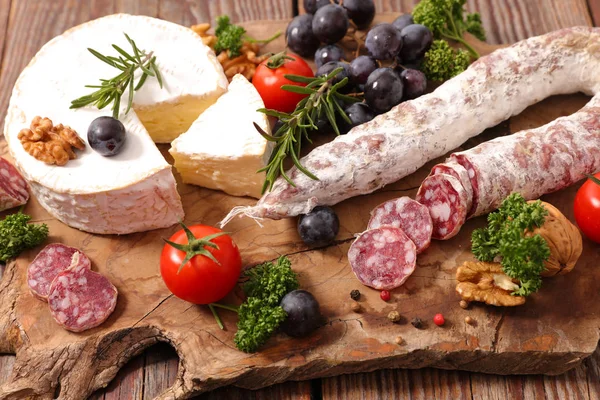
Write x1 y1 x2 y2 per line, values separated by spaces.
0 157 28 211
348 227 417 290
450 101 600 217
222 27 600 226
47 253 118 332
416 174 468 240
367 197 433 253
27 244 91 301
429 160 474 215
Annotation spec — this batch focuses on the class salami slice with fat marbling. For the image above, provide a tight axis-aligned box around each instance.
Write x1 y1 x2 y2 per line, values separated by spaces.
416 174 468 240
348 227 417 290
27 244 91 301
0 157 29 211
367 197 433 253
429 160 474 216
47 253 118 332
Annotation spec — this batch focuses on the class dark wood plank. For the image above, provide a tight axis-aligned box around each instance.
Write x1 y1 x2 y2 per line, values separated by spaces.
158 0 294 27
589 0 600 26
115 0 159 15
467 0 592 44
587 346 600 400
322 368 472 400
0 0 11 67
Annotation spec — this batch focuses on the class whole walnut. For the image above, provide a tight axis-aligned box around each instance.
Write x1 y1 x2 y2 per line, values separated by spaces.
526 201 583 277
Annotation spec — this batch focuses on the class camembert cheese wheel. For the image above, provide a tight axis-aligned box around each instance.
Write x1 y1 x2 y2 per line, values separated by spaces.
4 14 228 234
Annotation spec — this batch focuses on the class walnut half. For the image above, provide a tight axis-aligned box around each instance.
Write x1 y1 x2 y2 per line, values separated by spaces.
18 116 85 166
456 261 526 307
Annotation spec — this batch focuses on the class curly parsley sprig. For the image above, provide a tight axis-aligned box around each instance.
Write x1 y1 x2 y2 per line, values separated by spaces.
471 193 550 297
254 67 360 193
0 211 48 262
214 15 281 57
210 256 299 353
413 0 485 58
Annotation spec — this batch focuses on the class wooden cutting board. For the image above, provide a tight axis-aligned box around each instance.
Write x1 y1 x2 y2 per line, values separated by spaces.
0 16 599 400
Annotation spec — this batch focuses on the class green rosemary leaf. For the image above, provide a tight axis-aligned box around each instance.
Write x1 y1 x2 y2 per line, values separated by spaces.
256 68 352 192
71 34 163 119
126 76 134 114
283 74 317 84
281 85 316 95
112 44 136 62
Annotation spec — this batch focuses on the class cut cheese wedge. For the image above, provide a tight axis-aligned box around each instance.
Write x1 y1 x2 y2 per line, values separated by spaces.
4 14 228 234
170 74 273 199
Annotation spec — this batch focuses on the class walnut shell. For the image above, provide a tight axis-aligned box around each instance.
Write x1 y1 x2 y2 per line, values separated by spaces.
527 201 583 277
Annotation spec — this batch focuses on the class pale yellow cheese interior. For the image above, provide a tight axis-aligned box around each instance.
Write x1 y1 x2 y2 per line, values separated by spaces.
172 152 268 198
169 74 272 199
135 92 224 143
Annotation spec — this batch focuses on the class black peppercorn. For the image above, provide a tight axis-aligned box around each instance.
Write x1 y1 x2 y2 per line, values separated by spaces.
411 317 423 329
350 289 361 301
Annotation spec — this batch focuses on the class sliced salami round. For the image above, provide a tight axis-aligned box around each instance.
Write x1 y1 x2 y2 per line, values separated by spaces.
27 244 91 301
430 160 474 216
0 157 29 211
367 197 433 254
449 155 479 217
47 253 118 332
416 174 468 240
348 227 417 290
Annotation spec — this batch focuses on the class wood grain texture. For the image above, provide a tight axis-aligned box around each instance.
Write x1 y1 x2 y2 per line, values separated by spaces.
322 368 473 400
158 0 294 28
589 0 600 27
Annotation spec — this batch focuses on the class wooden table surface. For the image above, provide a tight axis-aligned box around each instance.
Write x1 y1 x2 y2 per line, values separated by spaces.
0 0 599 399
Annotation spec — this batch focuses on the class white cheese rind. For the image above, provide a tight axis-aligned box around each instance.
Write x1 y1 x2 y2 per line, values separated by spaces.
4 14 228 234
170 74 272 199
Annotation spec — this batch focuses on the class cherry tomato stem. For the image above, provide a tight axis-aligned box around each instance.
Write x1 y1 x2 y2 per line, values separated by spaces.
160 224 242 305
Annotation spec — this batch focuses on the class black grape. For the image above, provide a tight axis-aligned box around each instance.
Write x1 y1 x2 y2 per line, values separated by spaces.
365 23 403 60
304 0 337 13
399 24 433 62
400 69 427 100
286 14 320 57
364 67 404 113
392 14 414 32
315 44 345 69
349 55 378 85
312 4 349 44
340 103 375 133
342 0 375 30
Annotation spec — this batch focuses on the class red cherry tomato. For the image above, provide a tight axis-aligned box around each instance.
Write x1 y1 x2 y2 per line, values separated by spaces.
253 52 314 113
574 173 600 243
160 224 242 304
433 313 445 326
380 290 391 301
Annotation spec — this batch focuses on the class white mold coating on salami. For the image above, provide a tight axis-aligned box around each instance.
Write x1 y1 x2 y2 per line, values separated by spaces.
348 227 417 290
429 161 474 215
416 174 468 240
0 156 29 211
222 27 600 225
367 197 433 254
47 253 118 332
27 244 91 301
451 97 600 216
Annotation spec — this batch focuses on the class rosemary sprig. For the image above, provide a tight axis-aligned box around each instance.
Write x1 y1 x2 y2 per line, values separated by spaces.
70 33 163 119
254 68 360 193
